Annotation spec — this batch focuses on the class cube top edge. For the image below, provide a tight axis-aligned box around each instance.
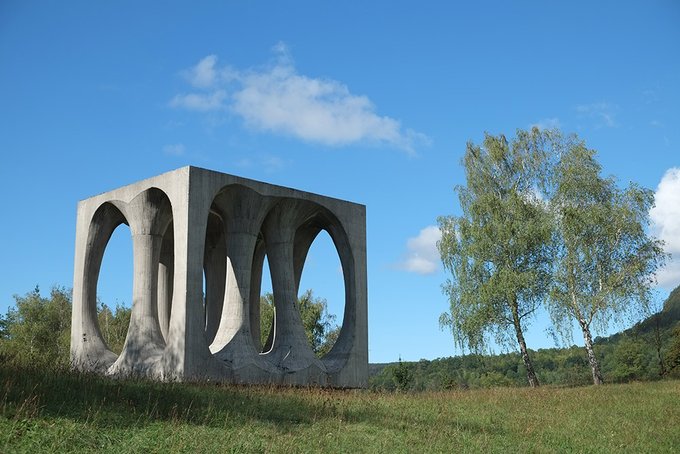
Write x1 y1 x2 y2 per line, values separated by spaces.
77 165 366 211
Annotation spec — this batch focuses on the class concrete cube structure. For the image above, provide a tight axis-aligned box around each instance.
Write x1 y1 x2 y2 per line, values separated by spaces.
70 166 368 387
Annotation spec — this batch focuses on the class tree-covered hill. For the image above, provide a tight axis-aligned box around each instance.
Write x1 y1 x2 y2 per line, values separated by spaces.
371 285 680 391
621 285 680 336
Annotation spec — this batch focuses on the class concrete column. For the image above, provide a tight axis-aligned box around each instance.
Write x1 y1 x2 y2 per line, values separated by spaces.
210 229 257 352
209 187 276 381
261 200 326 378
111 233 165 371
109 188 171 377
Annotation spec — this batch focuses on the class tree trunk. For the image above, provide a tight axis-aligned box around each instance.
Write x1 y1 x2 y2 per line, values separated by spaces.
511 304 540 388
578 317 604 385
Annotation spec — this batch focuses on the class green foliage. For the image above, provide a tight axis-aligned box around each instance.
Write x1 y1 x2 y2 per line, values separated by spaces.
667 326 680 372
259 292 276 350
297 289 337 353
0 286 72 366
259 289 339 357
96 302 131 354
392 356 413 391
1 286 133 366
609 336 648 382
438 128 557 386
548 134 666 384
0 312 8 340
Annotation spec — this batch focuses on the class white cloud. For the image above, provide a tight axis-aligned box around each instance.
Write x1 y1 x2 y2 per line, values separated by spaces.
184 54 218 88
170 44 428 154
656 260 680 291
530 117 561 130
650 167 680 290
575 102 618 128
397 225 442 275
163 143 186 156
170 90 227 112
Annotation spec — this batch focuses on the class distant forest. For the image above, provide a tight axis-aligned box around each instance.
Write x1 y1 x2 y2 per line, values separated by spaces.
370 285 680 391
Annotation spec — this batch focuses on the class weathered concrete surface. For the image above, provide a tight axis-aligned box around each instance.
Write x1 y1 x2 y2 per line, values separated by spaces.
71 166 368 387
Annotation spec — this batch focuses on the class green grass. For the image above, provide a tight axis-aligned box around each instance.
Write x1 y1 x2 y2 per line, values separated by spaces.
1 364 679 453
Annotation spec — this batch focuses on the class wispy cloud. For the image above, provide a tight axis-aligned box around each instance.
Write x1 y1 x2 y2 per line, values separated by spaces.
396 225 442 275
235 153 288 173
170 90 227 112
170 43 429 154
650 167 680 290
575 102 618 128
183 54 218 88
530 117 561 130
163 143 186 156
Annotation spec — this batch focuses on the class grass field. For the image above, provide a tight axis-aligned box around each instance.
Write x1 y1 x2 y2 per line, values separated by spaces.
1 364 679 453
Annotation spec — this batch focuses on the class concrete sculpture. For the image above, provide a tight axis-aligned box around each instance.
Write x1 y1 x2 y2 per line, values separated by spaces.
70 166 368 387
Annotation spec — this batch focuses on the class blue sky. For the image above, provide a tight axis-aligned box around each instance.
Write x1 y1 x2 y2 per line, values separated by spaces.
1 1 679 363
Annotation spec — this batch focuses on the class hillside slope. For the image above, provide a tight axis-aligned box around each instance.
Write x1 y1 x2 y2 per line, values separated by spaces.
371 285 680 390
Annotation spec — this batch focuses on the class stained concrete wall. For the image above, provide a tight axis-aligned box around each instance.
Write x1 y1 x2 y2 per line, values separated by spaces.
70 166 368 387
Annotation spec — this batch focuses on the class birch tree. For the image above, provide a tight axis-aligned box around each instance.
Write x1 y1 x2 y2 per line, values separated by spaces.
548 139 666 385
438 128 555 388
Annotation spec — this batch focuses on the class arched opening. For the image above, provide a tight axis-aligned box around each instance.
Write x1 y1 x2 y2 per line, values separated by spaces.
157 222 173 342
82 202 133 360
297 229 344 358
95 217 133 355
256 253 276 353
204 210 226 344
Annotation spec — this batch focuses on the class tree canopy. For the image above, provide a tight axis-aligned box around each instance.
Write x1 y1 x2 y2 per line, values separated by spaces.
438 127 667 387
548 136 667 384
1 286 72 365
438 128 556 387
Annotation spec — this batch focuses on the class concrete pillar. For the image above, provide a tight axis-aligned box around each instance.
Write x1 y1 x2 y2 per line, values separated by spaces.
109 188 171 376
209 187 276 380
261 200 326 379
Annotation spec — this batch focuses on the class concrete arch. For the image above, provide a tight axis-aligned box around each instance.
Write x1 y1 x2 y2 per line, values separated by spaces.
292 207 357 370
260 198 328 379
207 184 278 378
203 210 226 344
109 187 174 377
74 201 129 370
